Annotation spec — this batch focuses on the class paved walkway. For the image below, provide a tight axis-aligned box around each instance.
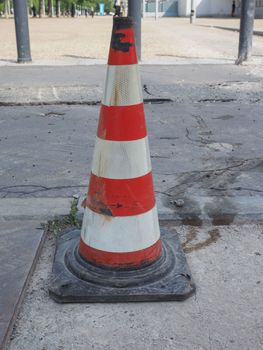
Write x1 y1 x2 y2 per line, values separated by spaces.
198 18 263 36
0 63 262 349
0 17 263 64
197 17 263 30
0 16 263 350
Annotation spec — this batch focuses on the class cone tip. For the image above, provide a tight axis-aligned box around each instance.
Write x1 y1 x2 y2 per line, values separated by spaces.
113 16 134 30
108 16 137 65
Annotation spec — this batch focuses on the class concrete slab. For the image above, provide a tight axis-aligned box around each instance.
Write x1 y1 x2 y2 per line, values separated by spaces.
0 63 262 349
0 220 45 350
5 223 263 350
0 64 261 104
0 198 72 220
1 101 262 222
78 193 263 226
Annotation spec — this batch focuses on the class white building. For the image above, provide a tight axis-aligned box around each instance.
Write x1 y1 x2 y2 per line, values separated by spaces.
144 0 263 18
178 0 236 17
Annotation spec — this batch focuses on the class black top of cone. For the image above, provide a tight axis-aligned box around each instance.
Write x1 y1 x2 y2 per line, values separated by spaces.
113 16 133 30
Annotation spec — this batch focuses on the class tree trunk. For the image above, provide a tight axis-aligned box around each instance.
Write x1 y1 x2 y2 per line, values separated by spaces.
5 0 11 18
48 0 54 17
39 0 43 17
39 0 45 17
56 0 61 17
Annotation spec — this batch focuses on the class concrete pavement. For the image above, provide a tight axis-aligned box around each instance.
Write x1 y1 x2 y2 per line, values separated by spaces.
0 201 73 350
0 63 262 105
0 220 45 350
7 223 263 350
0 63 262 349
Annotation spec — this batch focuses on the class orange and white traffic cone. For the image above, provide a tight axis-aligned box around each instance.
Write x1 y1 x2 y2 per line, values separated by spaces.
79 16 161 270
49 17 195 303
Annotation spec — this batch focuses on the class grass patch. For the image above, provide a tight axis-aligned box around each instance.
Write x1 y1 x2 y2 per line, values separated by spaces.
42 198 81 236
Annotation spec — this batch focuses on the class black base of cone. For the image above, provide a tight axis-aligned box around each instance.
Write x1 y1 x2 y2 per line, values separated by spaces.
49 228 195 303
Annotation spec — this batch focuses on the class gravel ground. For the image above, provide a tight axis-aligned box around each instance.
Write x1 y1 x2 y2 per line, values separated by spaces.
0 17 263 63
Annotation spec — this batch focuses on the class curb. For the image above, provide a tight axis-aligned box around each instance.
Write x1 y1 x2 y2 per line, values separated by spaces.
200 24 263 37
77 193 263 226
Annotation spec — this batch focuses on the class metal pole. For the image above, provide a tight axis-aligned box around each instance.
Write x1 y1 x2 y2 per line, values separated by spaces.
13 0 32 63
155 0 158 20
190 0 196 24
128 0 141 61
236 0 256 64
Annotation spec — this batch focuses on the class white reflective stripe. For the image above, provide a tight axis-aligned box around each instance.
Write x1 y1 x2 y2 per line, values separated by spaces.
91 137 152 179
81 206 160 253
102 65 143 106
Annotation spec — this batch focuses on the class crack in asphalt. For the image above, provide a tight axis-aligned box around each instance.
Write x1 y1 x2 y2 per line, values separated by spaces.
143 84 152 95
210 186 263 193
0 98 174 108
185 127 212 145
0 101 101 107
156 158 260 176
1 159 261 199
198 98 236 103
0 185 87 198
156 158 262 201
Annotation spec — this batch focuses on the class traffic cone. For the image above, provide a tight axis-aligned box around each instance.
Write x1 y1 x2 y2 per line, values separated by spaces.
49 17 195 303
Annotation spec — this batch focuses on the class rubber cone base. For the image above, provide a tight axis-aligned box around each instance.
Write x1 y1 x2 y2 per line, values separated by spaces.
49 228 195 303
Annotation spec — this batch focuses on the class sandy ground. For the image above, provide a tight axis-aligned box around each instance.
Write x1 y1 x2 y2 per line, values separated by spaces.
0 17 263 63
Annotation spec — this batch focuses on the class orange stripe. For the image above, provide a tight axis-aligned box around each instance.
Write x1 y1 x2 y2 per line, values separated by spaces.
79 239 162 268
108 28 138 65
83 172 155 217
97 104 147 141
